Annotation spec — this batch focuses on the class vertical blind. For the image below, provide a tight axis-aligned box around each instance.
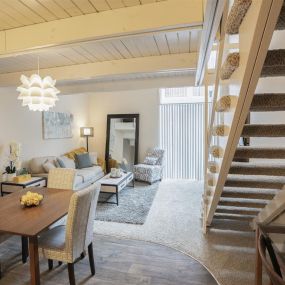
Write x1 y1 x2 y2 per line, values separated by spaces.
159 103 206 180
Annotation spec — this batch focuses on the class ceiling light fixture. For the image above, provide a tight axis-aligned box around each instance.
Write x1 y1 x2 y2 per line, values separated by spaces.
17 57 60 112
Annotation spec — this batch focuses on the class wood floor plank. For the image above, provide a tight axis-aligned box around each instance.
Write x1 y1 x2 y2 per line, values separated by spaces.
0 234 217 285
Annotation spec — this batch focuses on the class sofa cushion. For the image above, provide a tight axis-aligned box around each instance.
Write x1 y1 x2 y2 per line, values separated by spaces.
57 156 76 169
134 164 161 172
89 152 98 165
74 174 84 187
42 161 56 173
75 153 92 169
76 166 102 182
30 156 57 174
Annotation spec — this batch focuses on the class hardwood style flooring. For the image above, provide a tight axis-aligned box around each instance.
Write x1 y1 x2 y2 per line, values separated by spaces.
0 234 217 285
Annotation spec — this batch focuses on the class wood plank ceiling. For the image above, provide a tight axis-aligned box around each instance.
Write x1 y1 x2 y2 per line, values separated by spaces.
0 0 165 31
0 29 201 74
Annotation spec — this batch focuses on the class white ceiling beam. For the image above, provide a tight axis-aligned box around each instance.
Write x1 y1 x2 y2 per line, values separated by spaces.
0 52 197 87
58 75 196 94
0 0 203 56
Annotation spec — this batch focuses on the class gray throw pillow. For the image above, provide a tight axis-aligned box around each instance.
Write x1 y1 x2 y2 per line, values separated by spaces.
75 153 93 169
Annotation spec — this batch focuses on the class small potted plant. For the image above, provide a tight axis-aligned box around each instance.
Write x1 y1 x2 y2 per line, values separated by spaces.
3 142 21 182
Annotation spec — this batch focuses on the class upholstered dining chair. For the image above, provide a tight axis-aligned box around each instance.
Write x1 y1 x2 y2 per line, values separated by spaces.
0 234 12 279
47 168 76 190
38 183 100 285
48 168 77 228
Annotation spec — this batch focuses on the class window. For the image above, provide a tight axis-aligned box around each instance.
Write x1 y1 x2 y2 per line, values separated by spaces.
159 87 207 180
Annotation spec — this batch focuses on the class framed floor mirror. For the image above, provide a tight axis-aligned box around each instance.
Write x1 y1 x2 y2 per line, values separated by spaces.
105 114 139 173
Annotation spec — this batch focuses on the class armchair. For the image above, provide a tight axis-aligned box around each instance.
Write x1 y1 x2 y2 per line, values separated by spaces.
134 148 165 184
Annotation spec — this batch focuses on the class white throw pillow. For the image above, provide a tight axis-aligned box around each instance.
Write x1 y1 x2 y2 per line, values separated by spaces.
143 156 158 165
57 156 76 169
89 152 98 165
42 161 56 173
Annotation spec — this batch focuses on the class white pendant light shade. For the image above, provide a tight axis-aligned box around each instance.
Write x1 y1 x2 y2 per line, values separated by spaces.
17 74 60 112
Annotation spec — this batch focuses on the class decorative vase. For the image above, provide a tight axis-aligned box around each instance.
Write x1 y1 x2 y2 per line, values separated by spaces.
7 173 16 182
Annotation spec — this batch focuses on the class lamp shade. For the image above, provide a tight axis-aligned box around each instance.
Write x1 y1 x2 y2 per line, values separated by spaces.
80 127 94 137
17 74 60 111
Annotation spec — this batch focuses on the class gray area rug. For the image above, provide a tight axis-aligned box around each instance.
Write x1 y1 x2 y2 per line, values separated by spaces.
94 180 256 285
95 182 159 225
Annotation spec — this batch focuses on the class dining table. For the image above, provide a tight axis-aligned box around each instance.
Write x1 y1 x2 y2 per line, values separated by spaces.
0 187 73 285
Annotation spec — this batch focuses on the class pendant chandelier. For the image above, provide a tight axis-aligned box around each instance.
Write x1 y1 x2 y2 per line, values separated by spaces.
17 57 60 112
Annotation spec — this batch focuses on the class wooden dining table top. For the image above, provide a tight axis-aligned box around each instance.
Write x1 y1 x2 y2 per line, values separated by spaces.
0 187 73 237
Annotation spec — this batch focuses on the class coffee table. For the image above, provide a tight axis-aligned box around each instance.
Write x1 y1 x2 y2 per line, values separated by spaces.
99 172 134 205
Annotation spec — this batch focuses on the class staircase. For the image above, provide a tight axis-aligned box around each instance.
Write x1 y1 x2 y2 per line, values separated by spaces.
203 0 285 231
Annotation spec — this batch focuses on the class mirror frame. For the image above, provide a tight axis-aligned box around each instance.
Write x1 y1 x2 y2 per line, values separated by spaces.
105 113 140 173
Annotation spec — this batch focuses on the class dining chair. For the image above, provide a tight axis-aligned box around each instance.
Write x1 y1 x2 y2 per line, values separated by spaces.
0 234 12 279
48 168 77 228
47 168 76 190
258 232 285 285
38 183 100 285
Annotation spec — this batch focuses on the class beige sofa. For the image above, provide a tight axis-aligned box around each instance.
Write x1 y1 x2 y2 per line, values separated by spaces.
29 156 104 190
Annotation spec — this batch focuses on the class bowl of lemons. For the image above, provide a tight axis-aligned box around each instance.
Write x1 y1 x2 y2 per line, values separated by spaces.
20 191 44 207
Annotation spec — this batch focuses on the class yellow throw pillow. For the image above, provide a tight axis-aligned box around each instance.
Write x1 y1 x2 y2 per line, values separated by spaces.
65 147 87 160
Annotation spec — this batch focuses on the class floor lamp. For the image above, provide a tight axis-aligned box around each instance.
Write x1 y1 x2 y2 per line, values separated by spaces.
80 127 94 152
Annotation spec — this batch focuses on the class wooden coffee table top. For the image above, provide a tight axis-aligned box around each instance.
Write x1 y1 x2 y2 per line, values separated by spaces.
0 187 73 237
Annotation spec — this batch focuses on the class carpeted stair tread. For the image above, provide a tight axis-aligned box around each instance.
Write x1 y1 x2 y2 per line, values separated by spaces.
214 213 255 221
225 0 252 35
225 174 285 189
211 218 252 232
276 1 285 30
261 49 285 77
235 146 285 159
242 124 285 137
250 93 285 112
219 198 268 208
229 161 285 176
222 187 276 200
220 52 240 80
216 206 260 216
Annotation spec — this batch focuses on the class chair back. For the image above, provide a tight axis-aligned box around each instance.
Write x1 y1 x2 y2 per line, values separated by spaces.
48 168 76 190
65 184 100 261
148 148 165 166
258 233 285 285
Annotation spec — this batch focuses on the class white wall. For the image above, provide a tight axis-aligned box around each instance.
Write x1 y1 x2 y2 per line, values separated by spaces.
0 88 160 173
0 92 90 172
88 89 160 162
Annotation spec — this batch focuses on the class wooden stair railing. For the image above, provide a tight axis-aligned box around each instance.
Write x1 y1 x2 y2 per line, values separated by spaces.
203 0 284 231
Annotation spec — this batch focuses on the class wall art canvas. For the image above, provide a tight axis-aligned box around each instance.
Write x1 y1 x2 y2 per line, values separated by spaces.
43 111 73 139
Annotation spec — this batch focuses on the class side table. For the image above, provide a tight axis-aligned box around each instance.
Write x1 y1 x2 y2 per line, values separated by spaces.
1 177 47 196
